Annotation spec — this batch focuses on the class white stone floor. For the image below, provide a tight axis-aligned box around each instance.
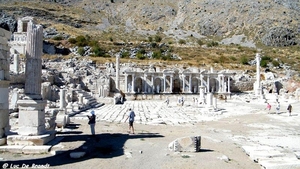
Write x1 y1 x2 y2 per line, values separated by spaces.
73 96 300 169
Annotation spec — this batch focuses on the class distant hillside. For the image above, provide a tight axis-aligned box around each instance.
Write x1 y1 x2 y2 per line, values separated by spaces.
0 0 299 47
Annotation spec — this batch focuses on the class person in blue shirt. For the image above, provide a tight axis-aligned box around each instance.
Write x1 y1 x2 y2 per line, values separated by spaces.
125 108 135 134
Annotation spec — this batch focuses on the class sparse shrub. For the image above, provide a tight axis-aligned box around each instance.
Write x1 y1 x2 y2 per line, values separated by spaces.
76 35 88 47
272 60 280 67
78 47 85 56
92 46 105 56
207 41 219 47
136 52 146 60
68 38 77 44
151 42 157 48
152 50 162 59
219 55 226 63
121 51 130 58
260 59 268 67
154 35 162 42
240 56 248 65
52 35 63 41
197 39 204 46
230 56 237 61
109 37 113 42
148 36 153 42
178 39 186 45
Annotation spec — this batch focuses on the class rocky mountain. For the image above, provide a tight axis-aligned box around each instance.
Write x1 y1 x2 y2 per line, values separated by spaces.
0 0 299 47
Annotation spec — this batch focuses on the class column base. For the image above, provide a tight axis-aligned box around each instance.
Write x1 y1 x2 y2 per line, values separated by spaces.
0 138 6 145
7 131 56 146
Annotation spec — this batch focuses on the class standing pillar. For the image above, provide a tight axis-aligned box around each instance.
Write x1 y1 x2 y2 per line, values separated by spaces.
151 75 154 94
59 89 66 109
182 75 186 93
17 21 47 136
132 74 135 93
163 75 166 93
254 53 262 96
207 76 210 93
144 75 148 93
170 75 173 93
227 77 231 93
116 55 120 90
189 75 192 93
0 28 11 145
14 54 20 74
206 93 213 108
125 74 128 92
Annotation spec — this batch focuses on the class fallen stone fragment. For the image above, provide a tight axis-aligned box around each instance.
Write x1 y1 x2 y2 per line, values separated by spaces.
70 152 86 159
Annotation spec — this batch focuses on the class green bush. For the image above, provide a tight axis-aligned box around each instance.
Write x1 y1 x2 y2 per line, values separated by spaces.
92 46 105 56
78 47 85 56
121 51 130 58
76 35 88 47
136 52 146 60
197 39 204 46
260 59 268 67
52 35 63 41
148 36 153 42
154 35 162 42
240 56 248 65
261 56 272 61
152 50 162 59
178 39 186 45
68 38 77 44
272 60 280 67
230 56 237 61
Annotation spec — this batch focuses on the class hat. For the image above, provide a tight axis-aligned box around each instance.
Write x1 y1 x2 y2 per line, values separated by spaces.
90 110 95 115
129 108 131 111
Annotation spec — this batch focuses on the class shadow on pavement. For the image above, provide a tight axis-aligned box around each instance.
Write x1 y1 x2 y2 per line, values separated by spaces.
0 132 164 167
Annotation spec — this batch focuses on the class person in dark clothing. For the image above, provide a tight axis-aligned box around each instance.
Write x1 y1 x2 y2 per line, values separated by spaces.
87 110 96 136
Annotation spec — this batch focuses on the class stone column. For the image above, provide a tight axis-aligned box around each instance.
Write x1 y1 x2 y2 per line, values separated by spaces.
163 75 166 93
218 75 221 93
132 74 135 93
59 89 66 109
207 75 210 93
227 77 231 93
116 55 120 90
17 21 47 136
0 28 11 145
14 54 20 74
189 75 192 93
254 53 262 96
182 74 186 93
125 74 128 92
206 93 213 108
199 86 205 104
170 75 173 93
151 75 154 94
144 74 148 93
213 96 217 110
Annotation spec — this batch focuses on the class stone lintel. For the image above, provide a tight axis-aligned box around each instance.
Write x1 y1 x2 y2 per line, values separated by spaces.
17 98 46 110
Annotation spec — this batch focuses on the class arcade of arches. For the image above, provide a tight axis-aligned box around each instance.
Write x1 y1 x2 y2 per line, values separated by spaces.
123 68 234 95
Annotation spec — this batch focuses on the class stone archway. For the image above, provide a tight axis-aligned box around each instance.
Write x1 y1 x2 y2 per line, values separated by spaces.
135 77 143 93
173 78 181 93
192 77 199 93
154 78 161 93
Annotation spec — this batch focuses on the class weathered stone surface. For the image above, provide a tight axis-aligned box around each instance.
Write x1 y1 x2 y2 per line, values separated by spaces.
168 136 201 152
22 145 51 154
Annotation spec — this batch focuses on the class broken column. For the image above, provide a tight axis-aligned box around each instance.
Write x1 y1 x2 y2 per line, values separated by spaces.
14 54 20 74
0 28 11 145
8 21 55 145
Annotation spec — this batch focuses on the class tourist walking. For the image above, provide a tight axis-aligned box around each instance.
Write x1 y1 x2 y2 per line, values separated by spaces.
276 102 280 114
266 102 271 113
287 104 292 116
87 110 96 136
125 108 136 134
165 97 170 106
